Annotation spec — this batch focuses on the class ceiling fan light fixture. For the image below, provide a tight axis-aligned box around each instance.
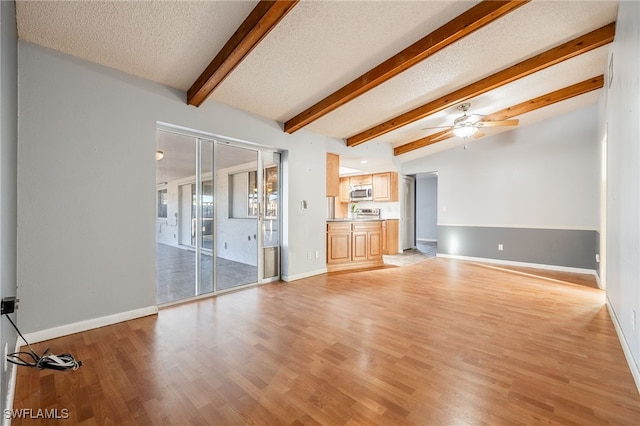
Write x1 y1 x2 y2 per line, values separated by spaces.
452 125 477 138
156 150 164 161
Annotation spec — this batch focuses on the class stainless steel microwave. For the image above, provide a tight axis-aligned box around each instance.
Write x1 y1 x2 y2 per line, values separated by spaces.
350 185 372 201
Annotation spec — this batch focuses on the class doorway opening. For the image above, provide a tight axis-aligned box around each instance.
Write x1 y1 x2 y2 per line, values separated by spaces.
415 172 438 257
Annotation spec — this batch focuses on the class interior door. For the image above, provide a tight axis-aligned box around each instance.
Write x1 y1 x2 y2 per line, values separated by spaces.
402 176 416 250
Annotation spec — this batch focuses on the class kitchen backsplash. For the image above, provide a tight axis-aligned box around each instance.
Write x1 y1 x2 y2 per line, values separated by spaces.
354 200 400 219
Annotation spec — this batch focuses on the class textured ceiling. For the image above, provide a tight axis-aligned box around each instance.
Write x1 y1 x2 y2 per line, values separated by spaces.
16 0 618 163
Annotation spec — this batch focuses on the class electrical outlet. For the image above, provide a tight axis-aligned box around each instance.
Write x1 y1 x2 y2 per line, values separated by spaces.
315 250 319 259
595 253 600 262
307 251 312 260
224 242 228 249
498 244 504 251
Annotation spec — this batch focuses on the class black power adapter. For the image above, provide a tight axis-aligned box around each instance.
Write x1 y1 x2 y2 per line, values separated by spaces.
1 296 18 315
2 296 82 371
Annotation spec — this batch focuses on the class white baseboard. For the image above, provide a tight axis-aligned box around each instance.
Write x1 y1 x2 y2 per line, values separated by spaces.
416 238 438 243
282 268 327 282
606 300 640 395
436 254 597 276
21 305 158 345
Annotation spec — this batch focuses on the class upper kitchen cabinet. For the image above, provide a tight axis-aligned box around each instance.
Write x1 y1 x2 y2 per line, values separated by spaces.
339 177 351 203
373 172 398 202
326 153 340 197
349 175 372 186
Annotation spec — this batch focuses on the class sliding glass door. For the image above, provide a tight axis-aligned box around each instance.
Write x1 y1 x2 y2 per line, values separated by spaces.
156 127 280 304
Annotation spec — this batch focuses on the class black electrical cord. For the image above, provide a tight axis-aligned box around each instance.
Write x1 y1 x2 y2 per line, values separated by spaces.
5 314 82 371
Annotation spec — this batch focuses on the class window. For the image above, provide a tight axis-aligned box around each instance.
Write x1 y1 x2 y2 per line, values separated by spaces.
157 189 167 218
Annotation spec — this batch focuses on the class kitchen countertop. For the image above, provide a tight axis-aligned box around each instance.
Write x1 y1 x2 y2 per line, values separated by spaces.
327 218 384 222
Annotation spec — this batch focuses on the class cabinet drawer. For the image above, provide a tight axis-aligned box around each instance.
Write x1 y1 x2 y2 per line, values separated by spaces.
327 222 351 232
352 222 382 232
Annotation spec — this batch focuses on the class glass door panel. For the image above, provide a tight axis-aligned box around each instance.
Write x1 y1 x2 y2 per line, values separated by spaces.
198 139 214 295
263 153 280 280
215 143 258 291
156 132 197 304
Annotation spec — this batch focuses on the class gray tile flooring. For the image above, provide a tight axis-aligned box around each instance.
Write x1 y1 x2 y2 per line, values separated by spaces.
156 243 257 304
158 241 437 303
383 241 437 266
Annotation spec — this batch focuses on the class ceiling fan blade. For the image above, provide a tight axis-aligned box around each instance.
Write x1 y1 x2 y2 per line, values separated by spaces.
476 119 519 128
473 130 486 139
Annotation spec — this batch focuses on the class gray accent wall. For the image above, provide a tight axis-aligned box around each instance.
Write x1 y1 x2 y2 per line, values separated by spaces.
438 226 598 270
0 0 18 413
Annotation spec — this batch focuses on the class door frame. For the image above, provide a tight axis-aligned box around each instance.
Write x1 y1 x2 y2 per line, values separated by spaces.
156 122 282 300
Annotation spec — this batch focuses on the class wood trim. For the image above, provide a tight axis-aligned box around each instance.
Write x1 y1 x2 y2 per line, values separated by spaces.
394 128 453 156
187 1 299 107
283 1 528 133
351 23 615 147
394 75 604 155
481 75 604 121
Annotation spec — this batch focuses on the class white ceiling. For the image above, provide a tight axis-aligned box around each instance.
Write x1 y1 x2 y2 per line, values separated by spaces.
16 0 618 166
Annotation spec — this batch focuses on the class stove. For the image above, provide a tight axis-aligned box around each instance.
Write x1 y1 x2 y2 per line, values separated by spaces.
355 208 381 219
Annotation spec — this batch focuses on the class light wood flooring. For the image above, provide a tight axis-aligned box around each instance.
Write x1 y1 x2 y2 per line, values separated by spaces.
13 258 640 425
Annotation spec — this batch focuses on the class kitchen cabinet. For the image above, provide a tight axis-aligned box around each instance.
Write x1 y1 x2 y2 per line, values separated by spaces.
326 221 383 272
373 172 398 202
327 222 351 264
335 172 398 203
349 174 372 186
382 219 399 255
339 177 351 203
326 153 340 197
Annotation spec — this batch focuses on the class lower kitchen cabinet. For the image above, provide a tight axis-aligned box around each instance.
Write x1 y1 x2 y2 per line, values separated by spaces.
327 223 351 264
382 219 399 255
327 221 384 272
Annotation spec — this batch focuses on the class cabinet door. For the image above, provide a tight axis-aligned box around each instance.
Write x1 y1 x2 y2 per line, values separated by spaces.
373 172 398 201
339 177 351 203
350 174 372 186
326 153 340 197
327 231 351 264
381 221 388 254
352 231 368 261
383 219 399 255
368 230 383 260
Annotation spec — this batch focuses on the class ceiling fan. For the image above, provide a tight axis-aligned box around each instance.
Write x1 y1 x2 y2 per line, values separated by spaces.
423 103 519 138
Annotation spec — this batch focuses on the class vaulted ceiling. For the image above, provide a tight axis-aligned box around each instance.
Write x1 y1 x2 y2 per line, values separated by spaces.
16 1 618 163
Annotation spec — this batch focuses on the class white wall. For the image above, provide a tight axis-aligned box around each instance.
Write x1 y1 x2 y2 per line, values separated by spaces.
0 0 18 413
16 42 395 334
604 0 640 383
401 105 600 231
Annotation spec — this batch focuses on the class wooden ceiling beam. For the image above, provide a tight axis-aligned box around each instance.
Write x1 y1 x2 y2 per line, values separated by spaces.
284 0 528 134
393 75 604 156
187 1 298 107
351 22 615 147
